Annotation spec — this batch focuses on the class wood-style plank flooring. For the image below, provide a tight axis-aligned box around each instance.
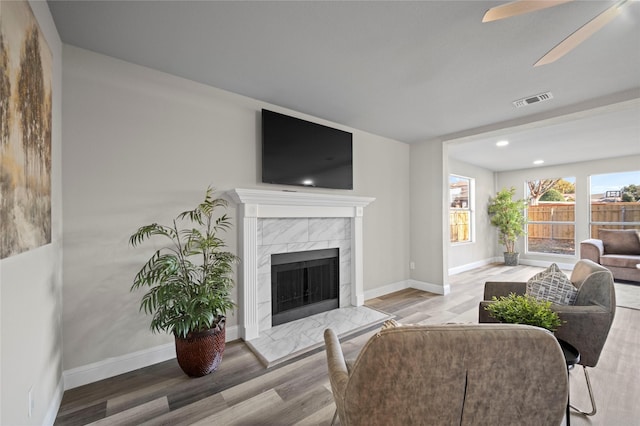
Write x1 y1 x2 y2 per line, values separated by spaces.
55 264 640 425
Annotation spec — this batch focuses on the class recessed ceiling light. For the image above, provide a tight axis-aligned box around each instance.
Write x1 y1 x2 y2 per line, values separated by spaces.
496 140 509 147
533 160 544 165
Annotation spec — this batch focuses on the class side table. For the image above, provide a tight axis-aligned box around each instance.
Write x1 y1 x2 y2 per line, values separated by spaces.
558 339 580 426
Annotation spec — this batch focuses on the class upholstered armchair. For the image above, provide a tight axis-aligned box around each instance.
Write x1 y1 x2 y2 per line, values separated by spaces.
324 324 568 426
478 259 616 416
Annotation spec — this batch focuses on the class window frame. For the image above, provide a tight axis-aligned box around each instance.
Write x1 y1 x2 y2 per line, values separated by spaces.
589 171 640 237
525 177 576 257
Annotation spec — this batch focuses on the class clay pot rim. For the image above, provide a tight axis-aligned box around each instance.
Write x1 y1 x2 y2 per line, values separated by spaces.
174 317 226 340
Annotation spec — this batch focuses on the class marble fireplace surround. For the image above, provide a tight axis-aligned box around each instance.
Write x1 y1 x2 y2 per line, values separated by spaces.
227 188 375 340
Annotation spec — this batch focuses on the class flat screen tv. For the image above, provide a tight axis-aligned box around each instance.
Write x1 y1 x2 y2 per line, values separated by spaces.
262 109 353 190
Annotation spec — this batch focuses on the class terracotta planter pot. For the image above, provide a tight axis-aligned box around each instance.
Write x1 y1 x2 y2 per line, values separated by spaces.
175 319 226 377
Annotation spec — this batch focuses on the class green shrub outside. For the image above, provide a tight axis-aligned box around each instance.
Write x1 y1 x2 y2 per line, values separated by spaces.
540 188 565 202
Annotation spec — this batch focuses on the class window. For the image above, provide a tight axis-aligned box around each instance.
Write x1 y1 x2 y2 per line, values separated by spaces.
526 177 576 255
449 175 473 243
590 171 640 237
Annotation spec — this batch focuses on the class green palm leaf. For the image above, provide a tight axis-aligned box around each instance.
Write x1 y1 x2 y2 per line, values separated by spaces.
129 187 239 338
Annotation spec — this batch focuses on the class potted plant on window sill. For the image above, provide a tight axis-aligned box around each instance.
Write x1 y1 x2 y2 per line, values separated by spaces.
129 187 239 377
488 186 528 266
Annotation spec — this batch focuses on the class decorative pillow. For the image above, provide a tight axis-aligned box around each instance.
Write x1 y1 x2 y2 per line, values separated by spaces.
526 263 577 305
599 229 640 255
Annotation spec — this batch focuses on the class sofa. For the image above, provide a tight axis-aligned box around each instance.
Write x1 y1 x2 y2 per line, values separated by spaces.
324 324 568 426
580 229 640 282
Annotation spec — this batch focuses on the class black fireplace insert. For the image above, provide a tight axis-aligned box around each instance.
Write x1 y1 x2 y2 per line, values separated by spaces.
271 248 339 326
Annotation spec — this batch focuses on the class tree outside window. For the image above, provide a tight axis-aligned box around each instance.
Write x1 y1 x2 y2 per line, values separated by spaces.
526 177 576 255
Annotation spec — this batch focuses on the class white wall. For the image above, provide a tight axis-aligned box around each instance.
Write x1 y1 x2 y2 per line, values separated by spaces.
447 158 496 272
0 1 63 425
61 46 411 378
496 154 640 265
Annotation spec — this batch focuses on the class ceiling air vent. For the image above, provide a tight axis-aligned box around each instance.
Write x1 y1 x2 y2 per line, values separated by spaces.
512 92 553 108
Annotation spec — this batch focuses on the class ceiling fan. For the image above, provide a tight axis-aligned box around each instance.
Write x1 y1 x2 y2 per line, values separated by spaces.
482 0 630 66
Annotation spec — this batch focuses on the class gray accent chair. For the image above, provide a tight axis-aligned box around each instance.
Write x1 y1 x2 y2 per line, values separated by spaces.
324 324 569 426
479 259 616 416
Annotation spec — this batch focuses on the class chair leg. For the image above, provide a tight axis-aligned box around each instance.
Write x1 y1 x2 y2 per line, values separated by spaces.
331 409 338 426
570 365 597 416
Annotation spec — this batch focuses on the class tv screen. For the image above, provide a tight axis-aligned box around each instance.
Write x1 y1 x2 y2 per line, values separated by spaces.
262 109 353 190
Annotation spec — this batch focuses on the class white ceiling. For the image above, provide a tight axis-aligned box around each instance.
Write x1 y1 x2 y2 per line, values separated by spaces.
447 98 640 171
47 0 640 171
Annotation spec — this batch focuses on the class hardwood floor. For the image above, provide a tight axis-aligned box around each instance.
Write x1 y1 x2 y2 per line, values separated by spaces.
55 264 640 425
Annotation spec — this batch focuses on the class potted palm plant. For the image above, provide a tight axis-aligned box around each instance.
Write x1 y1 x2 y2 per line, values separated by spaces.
129 187 239 377
488 187 528 266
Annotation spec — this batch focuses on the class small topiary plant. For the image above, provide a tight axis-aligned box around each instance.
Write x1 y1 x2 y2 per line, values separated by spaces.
485 293 562 332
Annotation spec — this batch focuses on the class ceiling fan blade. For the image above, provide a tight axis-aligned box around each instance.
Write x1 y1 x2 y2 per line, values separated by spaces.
534 0 627 66
482 0 574 23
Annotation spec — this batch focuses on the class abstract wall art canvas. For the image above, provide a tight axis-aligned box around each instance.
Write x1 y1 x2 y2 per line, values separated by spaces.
0 0 52 259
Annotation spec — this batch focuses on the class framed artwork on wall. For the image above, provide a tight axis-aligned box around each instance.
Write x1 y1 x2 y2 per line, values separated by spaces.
0 0 52 259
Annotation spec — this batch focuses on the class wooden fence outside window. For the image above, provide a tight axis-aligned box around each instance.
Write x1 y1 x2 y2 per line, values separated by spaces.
450 211 470 243
450 202 640 243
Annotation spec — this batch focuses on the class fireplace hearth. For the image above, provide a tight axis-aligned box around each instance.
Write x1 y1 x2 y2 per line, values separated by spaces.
271 248 339 326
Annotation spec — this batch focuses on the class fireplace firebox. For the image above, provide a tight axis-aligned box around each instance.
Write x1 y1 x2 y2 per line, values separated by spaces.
271 248 339 326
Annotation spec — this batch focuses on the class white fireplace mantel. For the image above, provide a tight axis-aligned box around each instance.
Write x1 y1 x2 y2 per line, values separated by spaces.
227 188 375 340
228 188 375 217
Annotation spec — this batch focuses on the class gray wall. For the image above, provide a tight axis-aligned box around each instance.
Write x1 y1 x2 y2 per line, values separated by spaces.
409 139 447 289
0 2 63 424
447 158 496 271
61 46 411 372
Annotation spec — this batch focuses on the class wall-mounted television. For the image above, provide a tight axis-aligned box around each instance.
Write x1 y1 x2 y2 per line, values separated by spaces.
262 109 353 190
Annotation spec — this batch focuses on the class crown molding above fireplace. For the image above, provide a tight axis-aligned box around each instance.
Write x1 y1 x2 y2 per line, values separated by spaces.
227 189 375 340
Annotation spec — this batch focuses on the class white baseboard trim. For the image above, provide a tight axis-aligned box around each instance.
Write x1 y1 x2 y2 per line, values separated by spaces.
363 279 450 301
44 378 64 426
518 258 575 271
63 325 239 390
63 342 176 390
363 280 409 300
408 279 450 295
451 257 576 274
226 324 239 341
448 258 496 276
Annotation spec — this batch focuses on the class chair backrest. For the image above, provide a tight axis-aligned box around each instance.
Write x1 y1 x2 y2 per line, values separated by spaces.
556 258 616 367
340 324 568 426
570 259 616 311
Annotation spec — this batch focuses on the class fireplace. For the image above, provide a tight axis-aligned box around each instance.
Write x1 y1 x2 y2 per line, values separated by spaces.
271 248 339 326
227 188 375 340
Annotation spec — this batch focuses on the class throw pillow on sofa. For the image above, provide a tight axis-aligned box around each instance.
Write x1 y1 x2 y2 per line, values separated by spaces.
526 263 577 305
